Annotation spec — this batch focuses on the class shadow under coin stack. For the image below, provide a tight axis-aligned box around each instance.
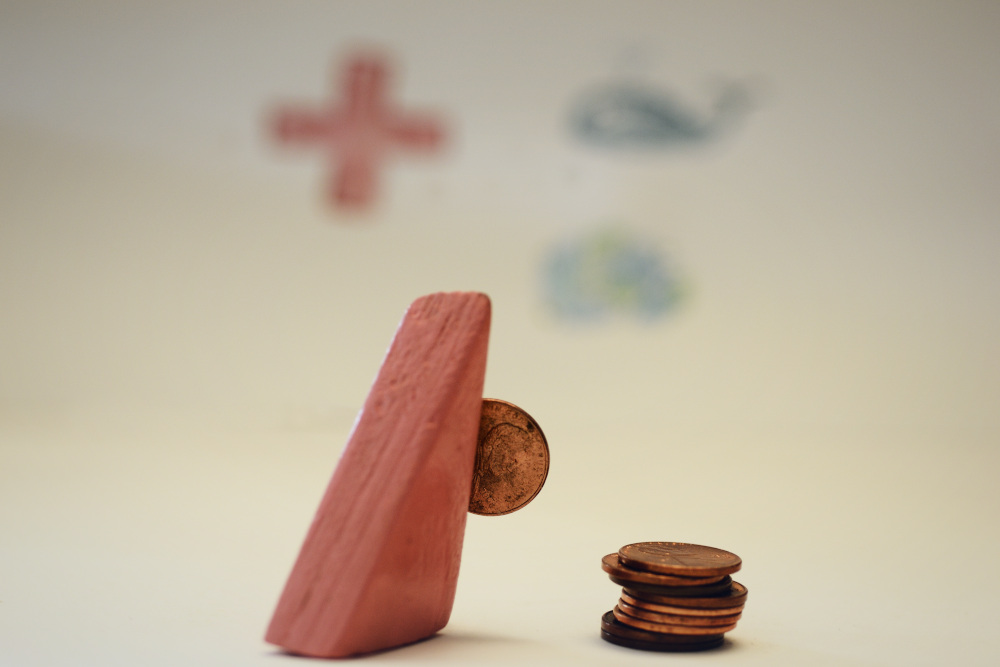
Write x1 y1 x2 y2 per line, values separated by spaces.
600 542 747 652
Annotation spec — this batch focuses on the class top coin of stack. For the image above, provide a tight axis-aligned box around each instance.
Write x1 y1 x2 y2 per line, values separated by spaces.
600 542 747 652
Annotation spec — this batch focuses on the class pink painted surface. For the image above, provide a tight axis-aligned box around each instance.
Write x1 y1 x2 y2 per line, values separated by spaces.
265 292 491 657
271 54 446 209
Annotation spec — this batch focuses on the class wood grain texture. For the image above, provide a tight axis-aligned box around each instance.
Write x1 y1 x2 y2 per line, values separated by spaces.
265 292 491 657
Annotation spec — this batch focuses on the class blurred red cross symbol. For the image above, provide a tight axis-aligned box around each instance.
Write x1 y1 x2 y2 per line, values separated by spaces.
272 54 446 209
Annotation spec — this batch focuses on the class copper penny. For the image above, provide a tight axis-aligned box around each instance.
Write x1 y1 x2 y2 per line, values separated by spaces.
612 575 734 597
600 612 725 652
600 630 725 652
623 580 748 607
617 600 742 627
602 554 727 587
620 590 744 617
613 606 738 635
619 542 741 577
468 399 549 516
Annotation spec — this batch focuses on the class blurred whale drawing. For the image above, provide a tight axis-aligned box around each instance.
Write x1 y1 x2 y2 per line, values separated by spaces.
570 81 752 148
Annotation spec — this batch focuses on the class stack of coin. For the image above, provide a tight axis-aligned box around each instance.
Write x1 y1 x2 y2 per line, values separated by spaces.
600 542 747 652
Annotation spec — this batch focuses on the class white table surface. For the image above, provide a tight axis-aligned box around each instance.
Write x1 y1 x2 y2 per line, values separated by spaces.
3 396 998 666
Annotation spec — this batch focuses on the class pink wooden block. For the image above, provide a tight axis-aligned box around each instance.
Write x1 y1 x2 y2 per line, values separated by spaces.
266 292 491 657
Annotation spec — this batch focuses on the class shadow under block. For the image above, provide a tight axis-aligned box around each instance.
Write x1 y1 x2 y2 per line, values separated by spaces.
266 292 491 658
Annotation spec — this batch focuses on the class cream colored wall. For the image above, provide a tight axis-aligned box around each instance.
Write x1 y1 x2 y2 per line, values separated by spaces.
4 2 997 427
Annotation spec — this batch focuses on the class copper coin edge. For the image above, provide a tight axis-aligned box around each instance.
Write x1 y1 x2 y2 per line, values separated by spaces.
602 554 727 587
600 612 725 645
600 630 725 652
620 590 745 617
617 600 742 626
613 606 738 636
612 577 748 609
619 542 742 577
610 575 734 597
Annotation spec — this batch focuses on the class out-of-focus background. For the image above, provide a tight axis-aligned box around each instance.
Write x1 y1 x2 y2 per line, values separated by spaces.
2 2 998 665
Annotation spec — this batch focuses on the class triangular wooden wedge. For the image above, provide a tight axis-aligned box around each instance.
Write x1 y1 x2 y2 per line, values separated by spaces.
266 292 491 657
